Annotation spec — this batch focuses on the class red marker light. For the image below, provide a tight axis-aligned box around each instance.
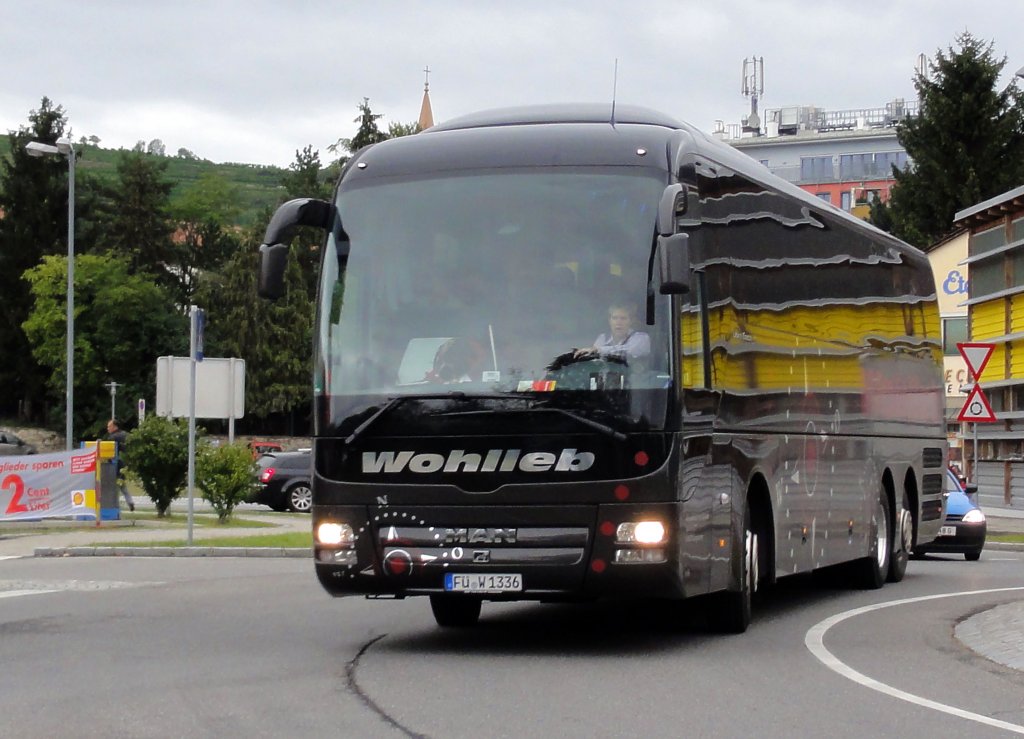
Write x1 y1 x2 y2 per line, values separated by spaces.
634 451 650 467
591 558 607 573
614 484 630 501
599 521 615 537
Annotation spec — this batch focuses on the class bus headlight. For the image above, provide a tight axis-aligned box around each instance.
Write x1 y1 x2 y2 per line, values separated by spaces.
317 522 355 547
616 520 667 545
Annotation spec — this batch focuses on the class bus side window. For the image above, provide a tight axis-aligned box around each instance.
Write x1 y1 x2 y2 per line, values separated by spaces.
680 283 705 388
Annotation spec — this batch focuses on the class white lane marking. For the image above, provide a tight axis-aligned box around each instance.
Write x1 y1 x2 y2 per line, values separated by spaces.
0 590 58 600
805 587 1024 735
0 556 23 561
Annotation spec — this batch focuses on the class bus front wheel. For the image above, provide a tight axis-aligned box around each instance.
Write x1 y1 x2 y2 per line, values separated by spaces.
709 498 755 634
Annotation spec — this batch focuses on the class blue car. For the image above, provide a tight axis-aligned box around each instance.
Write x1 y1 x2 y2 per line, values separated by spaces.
913 468 987 561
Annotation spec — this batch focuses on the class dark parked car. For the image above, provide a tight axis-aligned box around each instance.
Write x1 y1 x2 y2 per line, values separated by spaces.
0 429 37 456
251 451 312 512
913 468 987 561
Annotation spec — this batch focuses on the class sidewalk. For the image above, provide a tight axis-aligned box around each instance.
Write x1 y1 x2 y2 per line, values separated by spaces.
0 499 311 559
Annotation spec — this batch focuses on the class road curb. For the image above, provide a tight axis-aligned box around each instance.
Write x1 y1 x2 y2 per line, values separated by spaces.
34 546 312 558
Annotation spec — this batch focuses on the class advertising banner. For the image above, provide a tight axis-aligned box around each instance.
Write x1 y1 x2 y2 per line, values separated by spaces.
0 448 98 521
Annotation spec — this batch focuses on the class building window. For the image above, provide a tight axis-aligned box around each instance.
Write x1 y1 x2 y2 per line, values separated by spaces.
942 316 968 355
1013 386 1024 413
1013 215 1024 242
816 192 831 204
841 191 852 211
839 153 872 179
971 223 1006 257
874 151 909 176
800 156 833 182
970 261 1004 297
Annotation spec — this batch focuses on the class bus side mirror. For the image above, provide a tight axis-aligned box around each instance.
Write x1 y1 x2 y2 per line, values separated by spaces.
258 198 333 300
258 244 290 299
657 183 688 236
656 233 691 295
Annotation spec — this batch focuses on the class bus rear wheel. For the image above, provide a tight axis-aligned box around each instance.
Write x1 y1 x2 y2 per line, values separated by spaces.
854 488 891 589
887 491 912 583
429 595 482 628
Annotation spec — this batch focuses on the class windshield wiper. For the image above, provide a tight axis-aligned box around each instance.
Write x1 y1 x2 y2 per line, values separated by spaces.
346 391 627 445
344 392 472 445
445 403 627 441
541 406 627 441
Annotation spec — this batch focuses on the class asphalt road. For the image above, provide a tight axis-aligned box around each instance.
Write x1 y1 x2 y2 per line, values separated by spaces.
1 553 1022 738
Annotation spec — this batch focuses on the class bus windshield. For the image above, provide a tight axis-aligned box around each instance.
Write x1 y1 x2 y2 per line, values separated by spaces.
317 167 672 430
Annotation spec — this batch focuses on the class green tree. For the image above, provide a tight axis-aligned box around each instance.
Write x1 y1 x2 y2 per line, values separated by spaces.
387 120 421 138
873 33 1024 246
194 229 313 422
328 98 390 159
281 146 332 296
281 145 332 201
120 414 192 516
168 172 244 306
98 150 176 277
0 97 72 421
196 443 255 522
22 253 186 438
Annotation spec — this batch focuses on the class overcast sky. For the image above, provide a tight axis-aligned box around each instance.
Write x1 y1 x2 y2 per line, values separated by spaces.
3 1 1023 168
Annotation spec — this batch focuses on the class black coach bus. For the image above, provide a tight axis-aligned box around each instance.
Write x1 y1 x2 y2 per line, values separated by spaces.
258 104 946 631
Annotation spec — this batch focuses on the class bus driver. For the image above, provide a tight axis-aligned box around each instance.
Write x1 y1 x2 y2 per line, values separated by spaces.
575 302 650 362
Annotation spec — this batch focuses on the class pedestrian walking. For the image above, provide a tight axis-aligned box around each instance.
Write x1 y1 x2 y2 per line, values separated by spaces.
105 419 135 512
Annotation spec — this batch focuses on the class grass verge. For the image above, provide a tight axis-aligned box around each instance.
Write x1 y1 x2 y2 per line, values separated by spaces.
88 531 313 548
989 533 1024 543
120 512 279 528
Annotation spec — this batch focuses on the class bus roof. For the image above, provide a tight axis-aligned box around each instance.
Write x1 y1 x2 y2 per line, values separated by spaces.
429 103 688 132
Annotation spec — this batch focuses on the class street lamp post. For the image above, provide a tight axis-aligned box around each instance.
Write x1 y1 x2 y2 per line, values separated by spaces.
105 381 121 420
26 138 75 450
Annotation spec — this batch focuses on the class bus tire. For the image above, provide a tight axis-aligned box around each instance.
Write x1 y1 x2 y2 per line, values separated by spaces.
854 488 891 590
887 491 911 583
710 498 755 634
429 595 482 628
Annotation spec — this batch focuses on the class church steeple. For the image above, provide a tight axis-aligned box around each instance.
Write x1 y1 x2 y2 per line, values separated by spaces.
418 65 434 130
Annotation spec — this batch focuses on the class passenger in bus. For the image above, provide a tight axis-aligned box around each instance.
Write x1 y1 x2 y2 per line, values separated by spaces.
575 302 650 361
425 337 487 383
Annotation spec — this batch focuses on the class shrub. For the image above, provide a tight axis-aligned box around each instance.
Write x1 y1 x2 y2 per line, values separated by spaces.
121 415 193 516
196 443 256 523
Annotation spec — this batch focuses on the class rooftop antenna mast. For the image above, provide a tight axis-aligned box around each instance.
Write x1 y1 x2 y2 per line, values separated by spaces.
741 56 764 134
610 58 618 126
915 53 928 107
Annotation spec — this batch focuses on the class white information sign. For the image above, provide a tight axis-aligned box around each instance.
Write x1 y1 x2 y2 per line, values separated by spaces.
156 356 245 419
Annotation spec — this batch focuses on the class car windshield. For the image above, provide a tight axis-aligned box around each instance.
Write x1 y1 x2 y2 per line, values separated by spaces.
316 167 672 432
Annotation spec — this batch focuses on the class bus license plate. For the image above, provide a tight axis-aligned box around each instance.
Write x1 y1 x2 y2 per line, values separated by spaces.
444 573 522 593
938 526 957 537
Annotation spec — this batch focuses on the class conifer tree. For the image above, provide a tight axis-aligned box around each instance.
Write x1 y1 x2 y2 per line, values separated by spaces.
0 98 72 421
100 150 176 277
874 33 1024 246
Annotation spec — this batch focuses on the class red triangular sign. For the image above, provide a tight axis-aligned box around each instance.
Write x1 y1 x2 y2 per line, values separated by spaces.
958 385 996 423
958 342 994 379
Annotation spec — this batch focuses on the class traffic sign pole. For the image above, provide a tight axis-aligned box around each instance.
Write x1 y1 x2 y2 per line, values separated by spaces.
957 342 997 489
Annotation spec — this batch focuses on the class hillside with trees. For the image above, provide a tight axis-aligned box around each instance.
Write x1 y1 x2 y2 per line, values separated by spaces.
0 131 291 228
0 96 412 440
